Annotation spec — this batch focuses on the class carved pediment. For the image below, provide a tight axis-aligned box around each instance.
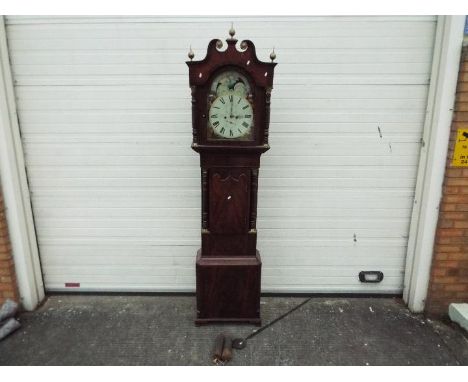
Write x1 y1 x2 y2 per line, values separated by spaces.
186 32 276 88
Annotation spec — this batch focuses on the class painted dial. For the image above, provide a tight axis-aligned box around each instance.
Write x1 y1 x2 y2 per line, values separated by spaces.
209 92 253 139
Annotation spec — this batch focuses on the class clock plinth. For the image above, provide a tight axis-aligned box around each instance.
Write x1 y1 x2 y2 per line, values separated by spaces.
187 29 276 325
195 250 262 326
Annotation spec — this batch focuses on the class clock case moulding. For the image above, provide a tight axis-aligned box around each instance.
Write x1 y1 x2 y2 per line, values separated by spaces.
187 34 276 325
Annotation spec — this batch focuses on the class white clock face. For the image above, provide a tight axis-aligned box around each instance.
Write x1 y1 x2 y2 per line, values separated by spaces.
209 92 253 139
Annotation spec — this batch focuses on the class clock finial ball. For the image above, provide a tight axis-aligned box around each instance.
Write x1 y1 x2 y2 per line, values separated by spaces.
229 23 235 38
270 48 276 62
188 46 195 61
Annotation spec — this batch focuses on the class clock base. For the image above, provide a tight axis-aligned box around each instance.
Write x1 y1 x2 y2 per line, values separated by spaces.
195 250 261 325
195 317 261 326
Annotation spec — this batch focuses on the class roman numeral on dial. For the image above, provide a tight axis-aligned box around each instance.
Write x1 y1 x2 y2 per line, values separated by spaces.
209 93 253 139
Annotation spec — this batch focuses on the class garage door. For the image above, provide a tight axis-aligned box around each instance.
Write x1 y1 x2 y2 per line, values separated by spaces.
5 16 437 293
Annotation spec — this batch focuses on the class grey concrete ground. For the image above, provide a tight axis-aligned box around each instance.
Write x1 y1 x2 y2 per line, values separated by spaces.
1 295 467 366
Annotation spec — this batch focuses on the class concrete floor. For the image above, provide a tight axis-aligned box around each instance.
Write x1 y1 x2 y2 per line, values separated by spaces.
1 295 467 366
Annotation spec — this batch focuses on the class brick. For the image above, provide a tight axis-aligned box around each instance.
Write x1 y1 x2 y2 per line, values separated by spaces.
440 212 468 220
459 83 468 92
455 204 468 212
447 268 460 277
0 283 15 292
0 268 13 276
432 268 447 277
445 195 468 204
445 284 468 292
454 221 468 228
447 252 468 261
438 219 454 228
434 253 449 261
436 237 467 245
434 245 461 253
440 203 457 212
456 273 468 282
452 121 468 130
0 243 12 253
0 259 14 270
431 283 446 291
0 252 12 260
1 291 16 299
436 260 462 268
458 92 468 102
0 260 13 269
0 188 18 303
445 168 465 178
456 102 468 112
433 276 459 284
443 186 459 194
0 276 12 283
428 291 457 299
441 237 468 245
460 73 468 83
453 111 468 122
437 229 464 237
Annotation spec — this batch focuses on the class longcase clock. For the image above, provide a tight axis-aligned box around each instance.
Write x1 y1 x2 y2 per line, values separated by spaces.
186 27 276 325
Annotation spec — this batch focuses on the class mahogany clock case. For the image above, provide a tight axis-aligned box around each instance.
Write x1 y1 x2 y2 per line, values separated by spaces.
187 33 276 325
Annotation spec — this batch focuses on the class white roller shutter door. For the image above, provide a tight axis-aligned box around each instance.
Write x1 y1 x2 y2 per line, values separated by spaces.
5 16 437 293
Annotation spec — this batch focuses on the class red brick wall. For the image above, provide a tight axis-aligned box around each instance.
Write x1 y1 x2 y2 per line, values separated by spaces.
426 46 468 316
0 190 19 305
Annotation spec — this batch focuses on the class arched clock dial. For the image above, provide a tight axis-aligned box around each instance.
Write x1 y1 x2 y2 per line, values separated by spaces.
209 92 253 139
208 70 253 140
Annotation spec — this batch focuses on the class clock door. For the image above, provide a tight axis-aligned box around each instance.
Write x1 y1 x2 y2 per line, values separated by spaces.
209 169 250 234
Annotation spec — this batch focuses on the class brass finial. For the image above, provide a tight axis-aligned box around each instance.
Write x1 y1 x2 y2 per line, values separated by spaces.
229 23 235 38
270 47 276 62
188 45 194 61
